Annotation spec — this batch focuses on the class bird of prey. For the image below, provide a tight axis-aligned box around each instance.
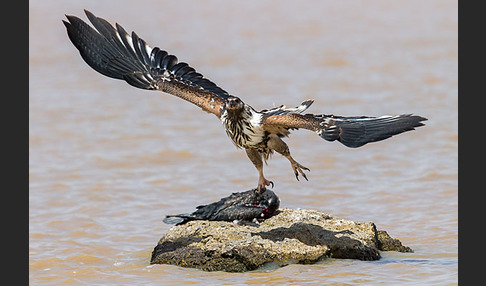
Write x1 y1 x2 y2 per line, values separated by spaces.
163 189 280 226
63 10 427 192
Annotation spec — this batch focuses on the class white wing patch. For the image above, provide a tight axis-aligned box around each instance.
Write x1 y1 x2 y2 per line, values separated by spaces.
261 99 314 116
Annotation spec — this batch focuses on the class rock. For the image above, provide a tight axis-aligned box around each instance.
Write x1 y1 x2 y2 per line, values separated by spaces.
151 208 412 272
376 230 413 253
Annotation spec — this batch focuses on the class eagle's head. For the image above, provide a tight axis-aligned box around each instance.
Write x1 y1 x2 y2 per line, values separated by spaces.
226 97 244 111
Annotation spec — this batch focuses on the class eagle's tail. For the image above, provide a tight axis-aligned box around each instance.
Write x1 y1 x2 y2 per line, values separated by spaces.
317 114 427 148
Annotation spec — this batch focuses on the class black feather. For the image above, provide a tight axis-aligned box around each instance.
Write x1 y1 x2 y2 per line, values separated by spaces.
151 48 166 68
161 55 178 70
132 31 149 66
63 10 231 99
163 189 280 225
170 62 187 73
174 64 196 77
318 114 427 148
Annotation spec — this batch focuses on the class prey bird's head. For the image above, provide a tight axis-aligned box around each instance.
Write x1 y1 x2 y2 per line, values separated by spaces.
226 97 244 111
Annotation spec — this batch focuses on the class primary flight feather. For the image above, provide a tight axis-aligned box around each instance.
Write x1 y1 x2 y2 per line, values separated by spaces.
63 10 427 192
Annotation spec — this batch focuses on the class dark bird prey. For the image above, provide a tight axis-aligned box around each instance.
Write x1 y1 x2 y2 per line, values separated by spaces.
63 10 427 192
163 189 280 225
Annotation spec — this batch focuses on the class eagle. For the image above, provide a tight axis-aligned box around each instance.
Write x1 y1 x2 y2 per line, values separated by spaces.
63 10 427 192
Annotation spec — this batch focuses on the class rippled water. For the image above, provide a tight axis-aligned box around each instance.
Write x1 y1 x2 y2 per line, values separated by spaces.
30 0 457 284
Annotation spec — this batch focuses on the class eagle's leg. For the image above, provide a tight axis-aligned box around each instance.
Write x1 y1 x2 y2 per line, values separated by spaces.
267 135 310 181
245 148 273 192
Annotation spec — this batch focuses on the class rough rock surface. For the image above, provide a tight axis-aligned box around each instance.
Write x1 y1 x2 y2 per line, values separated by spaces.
151 208 412 272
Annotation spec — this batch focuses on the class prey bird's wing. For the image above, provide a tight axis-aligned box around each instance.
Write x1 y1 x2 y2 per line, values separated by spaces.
63 10 230 117
262 112 427 148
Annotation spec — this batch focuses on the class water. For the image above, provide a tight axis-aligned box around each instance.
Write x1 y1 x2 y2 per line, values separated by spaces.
30 0 457 284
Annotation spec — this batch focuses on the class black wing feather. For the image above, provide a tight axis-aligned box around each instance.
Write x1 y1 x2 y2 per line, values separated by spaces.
318 114 427 148
64 10 231 117
132 31 150 66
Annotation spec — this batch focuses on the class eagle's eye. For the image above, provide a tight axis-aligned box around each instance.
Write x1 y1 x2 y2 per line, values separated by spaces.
228 98 242 109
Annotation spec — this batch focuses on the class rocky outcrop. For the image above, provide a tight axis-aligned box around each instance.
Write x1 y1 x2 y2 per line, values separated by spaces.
151 208 412 272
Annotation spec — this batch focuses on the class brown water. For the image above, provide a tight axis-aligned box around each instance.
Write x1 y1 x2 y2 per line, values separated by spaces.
30 0 457 284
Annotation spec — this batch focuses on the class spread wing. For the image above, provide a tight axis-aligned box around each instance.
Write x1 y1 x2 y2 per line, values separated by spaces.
262 112 427 148
63 10 230 117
